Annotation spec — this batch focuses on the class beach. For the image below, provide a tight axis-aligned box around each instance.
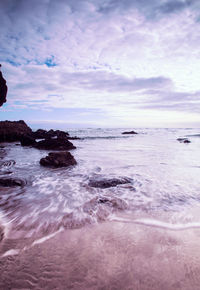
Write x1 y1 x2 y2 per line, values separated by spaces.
1 210 200 289
0 126 200 289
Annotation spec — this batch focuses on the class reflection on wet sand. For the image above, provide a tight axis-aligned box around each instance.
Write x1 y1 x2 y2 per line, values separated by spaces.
1 217 200 290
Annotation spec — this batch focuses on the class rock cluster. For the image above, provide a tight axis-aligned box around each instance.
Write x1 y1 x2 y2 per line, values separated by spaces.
0 120 77 151
0 120 78 172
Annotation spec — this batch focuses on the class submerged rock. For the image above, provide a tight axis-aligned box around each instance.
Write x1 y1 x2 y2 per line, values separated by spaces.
0 120 32 142
0 67 8 107
83 196 128 221
122 130 138 135
0 178 25 187
88 175 132 188
40 151 77 168
35 137 76 150
177 138 191 143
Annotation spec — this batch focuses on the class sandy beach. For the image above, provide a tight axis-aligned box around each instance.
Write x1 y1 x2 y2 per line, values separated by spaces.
1 209 200 290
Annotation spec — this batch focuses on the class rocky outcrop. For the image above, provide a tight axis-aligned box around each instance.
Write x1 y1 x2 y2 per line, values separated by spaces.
177 138 191 143
122 130 138 135
40 151 77 167
0 177 25 187
0 120 77 151
0 120 33 142
88 175 132 188
35 138 76 150
32 129 69 139
0 69 8 107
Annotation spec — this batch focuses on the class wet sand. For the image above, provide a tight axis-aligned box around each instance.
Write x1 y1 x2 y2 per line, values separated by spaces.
1 215 200 290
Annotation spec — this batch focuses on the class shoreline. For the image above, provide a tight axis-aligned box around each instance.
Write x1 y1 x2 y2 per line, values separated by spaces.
1 211 200 289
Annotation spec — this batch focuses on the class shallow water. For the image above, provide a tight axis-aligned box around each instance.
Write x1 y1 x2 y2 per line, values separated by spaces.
0 128 200 243
0 128 200 288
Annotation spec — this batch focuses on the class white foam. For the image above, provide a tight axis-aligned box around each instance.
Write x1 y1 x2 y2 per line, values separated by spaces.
2 249 20 257
110 216 200 231
31 227 63 246
0 210 11 238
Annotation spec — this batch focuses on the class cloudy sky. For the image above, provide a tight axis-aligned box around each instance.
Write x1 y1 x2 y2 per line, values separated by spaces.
0 0 200 128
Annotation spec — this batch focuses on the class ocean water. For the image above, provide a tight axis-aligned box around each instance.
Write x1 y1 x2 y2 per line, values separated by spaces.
0 127 200 248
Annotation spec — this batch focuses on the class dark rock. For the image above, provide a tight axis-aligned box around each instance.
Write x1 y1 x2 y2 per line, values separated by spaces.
35 137 76 151
0 178 25 187
20 134 36 146
88 175 132 188
0 120 33 142
32 129 48 139
122 130 138 135
177 138 191 143
40 151 77 168
34 129 69 139
33 129 69 139
0 67 8 107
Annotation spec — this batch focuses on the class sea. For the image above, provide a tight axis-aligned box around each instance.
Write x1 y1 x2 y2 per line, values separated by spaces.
0 127 200 289
0 127 200 241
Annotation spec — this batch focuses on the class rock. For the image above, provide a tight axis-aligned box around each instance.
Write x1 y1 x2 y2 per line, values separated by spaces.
122 130 138 135
83 196 128 221
40 151 77 168
98 197 128 210
88 175 132 188
0 120 33 142
33 129 69 139
177 138 191 143
35 137 76 150
32 129 48 139
20 134 36 146
0 178 25 187
0 67 8 107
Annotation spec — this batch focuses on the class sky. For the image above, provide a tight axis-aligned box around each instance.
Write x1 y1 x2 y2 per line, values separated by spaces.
0 0 200 128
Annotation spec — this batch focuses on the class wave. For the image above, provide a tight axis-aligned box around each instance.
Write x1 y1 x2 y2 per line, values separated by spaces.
110 216 200 231
82 135 135 140
185 134 200 137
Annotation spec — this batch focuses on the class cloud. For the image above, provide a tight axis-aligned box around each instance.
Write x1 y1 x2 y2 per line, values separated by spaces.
158 0 195 14
1 0 200 126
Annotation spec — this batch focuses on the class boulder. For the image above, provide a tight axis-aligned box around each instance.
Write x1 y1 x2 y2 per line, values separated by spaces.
0 68 8 107
0 178 25 187
35 137 76 150
40 151 77 168
122 130 138 135
0 120 33 142
88 175 132 188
